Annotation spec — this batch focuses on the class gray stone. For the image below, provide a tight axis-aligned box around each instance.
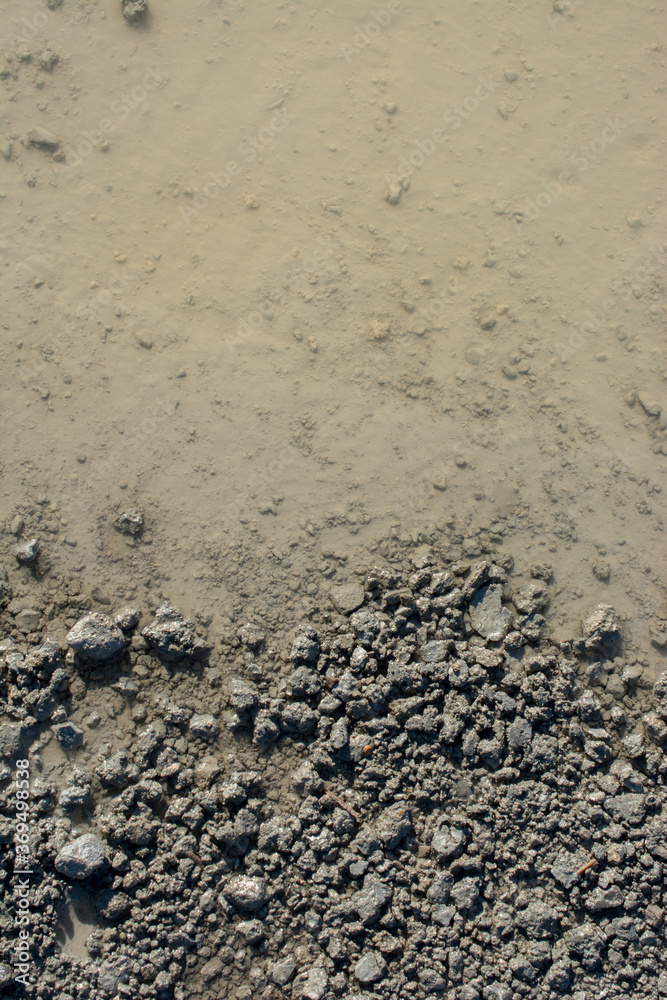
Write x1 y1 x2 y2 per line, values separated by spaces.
354 951 387 985
55 833 106 879
585 886 624 911
0 724 23 761
270 956 296 987
52 722 84 749
113 605 141 630
97 889 131 921
581 604 621 650
66 613 125 662
228 675 260 710
14 538 39 564
223 875 267 911
431 821 467 859
508 717 532 750
141 603 210 661
113 508 143 536
375 803 412 849
27 126 59 148
516 901 559 939
121 0 149 22
603 793 646 825
301 966 328 1000
330 583 365 614
292 761 323 797
14 608 40 632
188 714 219 741
353 875 391 926
469 584 512 641
450 876 480 912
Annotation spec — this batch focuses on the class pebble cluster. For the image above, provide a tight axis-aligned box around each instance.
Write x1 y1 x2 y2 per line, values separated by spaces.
1 549 666 1000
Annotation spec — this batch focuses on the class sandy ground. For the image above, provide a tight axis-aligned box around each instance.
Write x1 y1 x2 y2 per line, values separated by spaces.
2 0 666 662
1 2 666 995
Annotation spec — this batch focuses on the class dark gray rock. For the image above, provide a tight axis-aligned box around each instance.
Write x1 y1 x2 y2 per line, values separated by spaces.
141 603 210 661
375 803 412 849
52 722 84 749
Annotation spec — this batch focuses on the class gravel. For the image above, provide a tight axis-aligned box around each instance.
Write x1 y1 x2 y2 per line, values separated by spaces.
0 547 665 999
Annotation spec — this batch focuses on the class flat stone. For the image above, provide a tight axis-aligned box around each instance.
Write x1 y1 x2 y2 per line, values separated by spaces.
66 613 125 662
586 886 624 911
55 833 106 879
270 956 296 987
469 584 512 641
330 583 365 614
14 608 40 632
604 793 646 826
354 950 387 984
27 126 60 148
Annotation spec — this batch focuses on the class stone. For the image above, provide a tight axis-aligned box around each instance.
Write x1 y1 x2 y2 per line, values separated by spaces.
450 877 480 912
581 604 621 651
301 966 328 1000
113 606 141 630
66 613 125 662
0 724 23 761
97 889 131 922
330 583 365 614
585 886 624 912
14 608 40 632
354 951 387 984
113 509 143 536
375 803 412 849
121 0 149 22
141 603 210 661
353 875 391 926
55 833 106 879
223 875 267 912
516 901 559 939
469 584 512 641
188 714 220 742
52 722 84 750
270 956 296 987
603 793 646 826
14 538 39 564
27 126 60 148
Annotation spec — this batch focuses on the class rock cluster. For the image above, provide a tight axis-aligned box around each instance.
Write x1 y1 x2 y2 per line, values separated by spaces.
0 552 665 1000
